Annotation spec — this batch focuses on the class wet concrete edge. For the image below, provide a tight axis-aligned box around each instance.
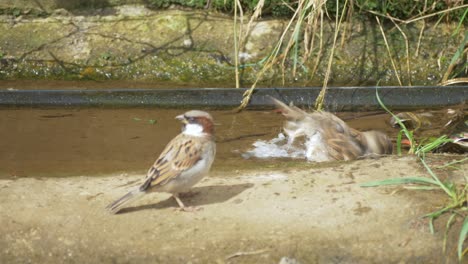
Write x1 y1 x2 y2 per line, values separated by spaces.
0 86 466 110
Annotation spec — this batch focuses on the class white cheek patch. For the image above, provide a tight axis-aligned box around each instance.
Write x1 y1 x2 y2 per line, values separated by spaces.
183 123 204 136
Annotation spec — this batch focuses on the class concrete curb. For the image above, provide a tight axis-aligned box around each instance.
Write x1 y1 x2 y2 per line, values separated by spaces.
0 86 466 110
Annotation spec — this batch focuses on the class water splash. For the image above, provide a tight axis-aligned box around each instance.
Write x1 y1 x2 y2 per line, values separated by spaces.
242 133 306 159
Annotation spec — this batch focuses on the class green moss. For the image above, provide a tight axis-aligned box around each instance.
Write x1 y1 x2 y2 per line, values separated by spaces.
0 8 48 18
326 0 467 23
144 0 294 16
2 0 467 23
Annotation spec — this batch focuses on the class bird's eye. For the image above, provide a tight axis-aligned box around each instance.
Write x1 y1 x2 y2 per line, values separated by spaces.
186 116 195 122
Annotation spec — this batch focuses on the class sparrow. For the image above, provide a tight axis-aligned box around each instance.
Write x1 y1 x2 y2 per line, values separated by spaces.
270 97 393 161
106 110 216 214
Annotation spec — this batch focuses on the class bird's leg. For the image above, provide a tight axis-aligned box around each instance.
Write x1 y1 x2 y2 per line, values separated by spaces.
173 193 186 208
172 194 201 212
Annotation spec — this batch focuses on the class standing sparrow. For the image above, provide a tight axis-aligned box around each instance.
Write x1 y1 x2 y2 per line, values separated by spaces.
271 97 392 161
106 110 216 214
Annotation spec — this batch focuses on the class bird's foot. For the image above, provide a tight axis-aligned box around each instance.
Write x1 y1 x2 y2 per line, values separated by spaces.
173 206 203 212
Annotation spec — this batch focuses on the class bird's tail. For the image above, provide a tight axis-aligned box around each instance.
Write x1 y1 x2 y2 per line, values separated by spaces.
106 189 145 214
269 96 306 121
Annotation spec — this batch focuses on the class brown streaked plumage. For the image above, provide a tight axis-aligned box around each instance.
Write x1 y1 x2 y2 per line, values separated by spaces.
106 110 216 214
271 97 392 161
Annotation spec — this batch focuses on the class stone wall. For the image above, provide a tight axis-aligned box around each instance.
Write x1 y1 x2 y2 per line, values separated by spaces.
0 3 465 86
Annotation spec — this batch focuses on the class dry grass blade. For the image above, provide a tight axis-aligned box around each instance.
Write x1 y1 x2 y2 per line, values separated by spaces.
439 77 468 86
375 16 403 86
415 20 425 58
233 0 244 89
280 0 308 81
314 0 349 110
388 16 412 86
307 7 324 81
236 0 306 111
414 0 429 57
403 4 468 24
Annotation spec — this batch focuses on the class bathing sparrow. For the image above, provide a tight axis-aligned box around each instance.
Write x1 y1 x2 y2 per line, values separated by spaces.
106 110 216 214
271 97 392 161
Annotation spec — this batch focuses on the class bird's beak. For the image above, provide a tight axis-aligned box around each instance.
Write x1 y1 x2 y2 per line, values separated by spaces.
175 114 188 124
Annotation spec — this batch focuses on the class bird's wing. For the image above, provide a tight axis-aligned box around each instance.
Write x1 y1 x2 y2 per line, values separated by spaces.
139 134 205 191
326 135 363 160
316 112 364 160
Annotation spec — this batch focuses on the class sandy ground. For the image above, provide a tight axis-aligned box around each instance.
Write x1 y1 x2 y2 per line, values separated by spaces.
0 155 466 263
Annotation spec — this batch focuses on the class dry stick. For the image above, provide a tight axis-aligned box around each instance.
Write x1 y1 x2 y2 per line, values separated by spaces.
388 16 412 86
314 0 348 110
375 16 403 86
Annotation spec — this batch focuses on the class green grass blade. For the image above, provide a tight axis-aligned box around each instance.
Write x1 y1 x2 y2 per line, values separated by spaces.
444 213 457 253
437 157 468 169
376 88 415 151
419 156 457 200
360 177 438 187
449 30 468 67
403 186 441 191
429 217 435 234
396 130 403 156
425 206 453 219
415 135 452 156
458 216 468 261
452 7 468 36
